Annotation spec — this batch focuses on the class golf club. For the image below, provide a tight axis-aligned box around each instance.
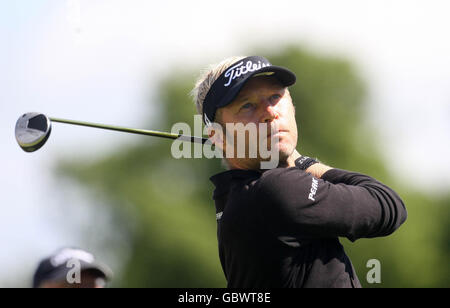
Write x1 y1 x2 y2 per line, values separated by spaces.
15 112 210 153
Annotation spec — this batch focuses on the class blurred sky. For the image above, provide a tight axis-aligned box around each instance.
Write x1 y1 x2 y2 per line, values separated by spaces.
1 0 449 286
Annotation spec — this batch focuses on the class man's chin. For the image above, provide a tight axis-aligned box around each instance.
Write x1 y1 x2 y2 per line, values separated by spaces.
275 142 294 161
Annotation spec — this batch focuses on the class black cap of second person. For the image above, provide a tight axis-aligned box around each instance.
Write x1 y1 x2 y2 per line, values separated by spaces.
202 56 296 125
32 247 113 288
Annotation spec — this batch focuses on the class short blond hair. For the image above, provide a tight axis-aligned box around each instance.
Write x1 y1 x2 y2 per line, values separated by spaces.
191 56 246 118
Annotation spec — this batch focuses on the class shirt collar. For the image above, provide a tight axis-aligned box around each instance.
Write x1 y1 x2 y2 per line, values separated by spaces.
210 169 262 198
210 169 262 185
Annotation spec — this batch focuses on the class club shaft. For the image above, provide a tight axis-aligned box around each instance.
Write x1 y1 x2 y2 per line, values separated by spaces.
49 117 209 144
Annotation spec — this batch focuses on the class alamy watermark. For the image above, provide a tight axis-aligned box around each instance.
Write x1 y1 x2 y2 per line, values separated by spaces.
66 258 81 284
366 259 381 284
171 115 281 169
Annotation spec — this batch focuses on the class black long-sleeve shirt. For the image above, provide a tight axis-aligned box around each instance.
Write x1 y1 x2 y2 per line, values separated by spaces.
210 167 407 288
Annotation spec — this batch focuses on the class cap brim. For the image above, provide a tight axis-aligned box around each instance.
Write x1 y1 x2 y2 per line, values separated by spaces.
216 65 296 109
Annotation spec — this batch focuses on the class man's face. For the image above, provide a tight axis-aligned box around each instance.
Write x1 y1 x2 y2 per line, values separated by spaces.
214 76 298 169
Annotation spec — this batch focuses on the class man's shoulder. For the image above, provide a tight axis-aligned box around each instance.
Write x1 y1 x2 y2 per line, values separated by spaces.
210 167 314 189
257 167 313 187
210 167 315 202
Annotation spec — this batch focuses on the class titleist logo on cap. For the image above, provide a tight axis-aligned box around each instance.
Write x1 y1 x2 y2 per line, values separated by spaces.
223 60 270 87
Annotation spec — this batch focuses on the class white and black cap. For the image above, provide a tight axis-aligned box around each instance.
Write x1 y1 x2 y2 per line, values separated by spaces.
202 56 296 125
32 247 113 288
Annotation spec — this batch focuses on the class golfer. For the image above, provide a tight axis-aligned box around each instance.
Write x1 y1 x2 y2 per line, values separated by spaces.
191 56 407 288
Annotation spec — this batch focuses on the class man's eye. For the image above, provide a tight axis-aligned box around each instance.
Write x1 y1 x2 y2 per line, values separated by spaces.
270 94 281 102
240 103 253 110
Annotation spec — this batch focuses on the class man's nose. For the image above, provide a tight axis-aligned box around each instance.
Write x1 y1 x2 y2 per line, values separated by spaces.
260 100 279 123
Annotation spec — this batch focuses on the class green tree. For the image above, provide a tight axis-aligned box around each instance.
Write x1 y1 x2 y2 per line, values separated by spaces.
57 46 449 287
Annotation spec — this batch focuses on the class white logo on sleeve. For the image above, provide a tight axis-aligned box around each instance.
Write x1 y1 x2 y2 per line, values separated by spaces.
308 178 319 201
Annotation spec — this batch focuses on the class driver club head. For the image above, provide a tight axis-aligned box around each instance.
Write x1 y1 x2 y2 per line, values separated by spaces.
15 112 52 152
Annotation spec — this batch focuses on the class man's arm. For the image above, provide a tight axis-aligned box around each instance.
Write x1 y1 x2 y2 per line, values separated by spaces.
257 166 407 241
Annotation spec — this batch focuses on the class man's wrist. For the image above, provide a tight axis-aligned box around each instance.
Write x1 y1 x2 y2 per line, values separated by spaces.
295 156 332 178
295 156 319 170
